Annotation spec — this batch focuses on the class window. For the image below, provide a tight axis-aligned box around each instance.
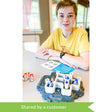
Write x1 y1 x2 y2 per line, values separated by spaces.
52 4 58 31
76 4 90 29
86 7 90 28
23 0 41 31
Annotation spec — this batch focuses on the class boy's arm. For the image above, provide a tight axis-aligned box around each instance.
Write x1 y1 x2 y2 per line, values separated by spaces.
47 49 89 70
36 47 89 70
62 51 89 70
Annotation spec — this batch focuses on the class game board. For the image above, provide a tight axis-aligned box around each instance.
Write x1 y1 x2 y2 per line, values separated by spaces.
41 60 75 74
37 71 84 102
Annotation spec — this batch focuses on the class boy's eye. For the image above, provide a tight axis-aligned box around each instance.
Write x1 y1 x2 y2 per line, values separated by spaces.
60 15 64 17
68 15 73 18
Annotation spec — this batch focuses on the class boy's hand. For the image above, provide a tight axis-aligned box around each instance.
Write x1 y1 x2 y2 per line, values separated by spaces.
48 49 60 57
59 58 78 68
36 46 48 56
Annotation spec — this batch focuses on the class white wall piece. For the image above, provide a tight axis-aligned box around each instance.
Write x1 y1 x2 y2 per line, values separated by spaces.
45 72 81 96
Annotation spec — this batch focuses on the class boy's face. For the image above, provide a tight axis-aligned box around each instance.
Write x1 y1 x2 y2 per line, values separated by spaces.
57 6 76 31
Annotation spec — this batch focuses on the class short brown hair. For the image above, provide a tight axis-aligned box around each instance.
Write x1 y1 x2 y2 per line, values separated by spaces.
56 0 77 17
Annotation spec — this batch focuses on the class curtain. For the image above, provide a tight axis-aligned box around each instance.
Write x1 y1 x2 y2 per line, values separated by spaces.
23 0 32 30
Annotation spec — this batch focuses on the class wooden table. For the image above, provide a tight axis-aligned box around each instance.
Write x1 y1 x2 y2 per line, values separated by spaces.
23 50 89 102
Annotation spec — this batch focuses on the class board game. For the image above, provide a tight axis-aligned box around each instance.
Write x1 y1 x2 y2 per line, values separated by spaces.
37 71 84 102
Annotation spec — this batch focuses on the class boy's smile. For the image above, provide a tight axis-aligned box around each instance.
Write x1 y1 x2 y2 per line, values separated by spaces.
57 6 76 32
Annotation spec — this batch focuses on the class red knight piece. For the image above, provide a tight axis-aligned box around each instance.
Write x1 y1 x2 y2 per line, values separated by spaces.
51 77 55 81
23 73 27 81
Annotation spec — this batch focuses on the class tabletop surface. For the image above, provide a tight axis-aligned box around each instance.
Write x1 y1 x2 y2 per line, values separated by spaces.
23 50 89 102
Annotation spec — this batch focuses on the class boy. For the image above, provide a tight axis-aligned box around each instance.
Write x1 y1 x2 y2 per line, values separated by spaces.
36 0 89 70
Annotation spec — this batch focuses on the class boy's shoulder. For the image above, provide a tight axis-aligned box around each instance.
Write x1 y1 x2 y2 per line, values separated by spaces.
73 27 87 33
52 28 62 36
53 28 62 33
